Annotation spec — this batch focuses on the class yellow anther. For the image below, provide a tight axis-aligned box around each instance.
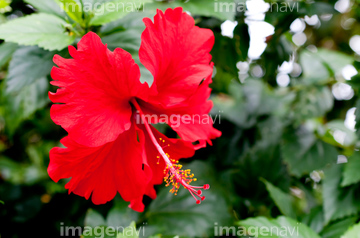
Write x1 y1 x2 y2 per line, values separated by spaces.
162 152 198 196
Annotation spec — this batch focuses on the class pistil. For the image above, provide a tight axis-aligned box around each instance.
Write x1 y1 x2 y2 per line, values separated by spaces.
131 98 209 204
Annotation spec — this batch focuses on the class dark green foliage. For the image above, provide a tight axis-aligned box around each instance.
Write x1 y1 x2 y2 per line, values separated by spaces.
1 0 360 237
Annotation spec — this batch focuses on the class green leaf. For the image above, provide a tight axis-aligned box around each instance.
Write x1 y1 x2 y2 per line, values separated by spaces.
233 143 290 203
316 49 354 76
341 221 360 238
83 209 115 238
83 209 140 238
89 0 151 26
102 28 142 53
117 222 139 238
100 11 151 52
300 49 353 84
323 164 360 224
106 199 139 228
0 157 25 184
347 74 360 91
300 52 329 84
0 200 4 205
0 0 11 13
57 0 83 23
24 0 67 18
281 127 338 177
342 152 360 187
321 216 358 238
147 235 161 238
212 81 251 128
146 161 232 237
2 77 50 135
300 2 336 15
355 99 360 138
0 42 17 68
261 179 296 218
145 0 236 21
301 206 324 234
238 216 320 238
293 86 334 122
0 13 76 51
100 11 151 34
84 209 106 227
325 120 357 147
83 202 144 238
99 12 153 84
82 227 117 238
233 22 250 61
212 79 294 128
211 33 242 92
0 154 48 185
6 46 54 93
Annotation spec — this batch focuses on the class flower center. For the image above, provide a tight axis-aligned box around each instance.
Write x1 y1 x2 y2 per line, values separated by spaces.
131 98 209 204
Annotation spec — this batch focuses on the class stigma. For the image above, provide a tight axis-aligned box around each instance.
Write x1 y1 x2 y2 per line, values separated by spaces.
159 137 210 204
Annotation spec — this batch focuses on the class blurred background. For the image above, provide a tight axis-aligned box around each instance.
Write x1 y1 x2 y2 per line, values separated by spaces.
0 0 360 237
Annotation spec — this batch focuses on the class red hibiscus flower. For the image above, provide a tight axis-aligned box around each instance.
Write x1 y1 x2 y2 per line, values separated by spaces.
48 7 221 212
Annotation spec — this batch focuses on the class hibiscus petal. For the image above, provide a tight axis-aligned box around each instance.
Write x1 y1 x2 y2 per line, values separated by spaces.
171 115 222 149
139 7 214 106
138 67 221 147
169 69 221 147
129 197 145 212
48 123 149 211
50 32 149 147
